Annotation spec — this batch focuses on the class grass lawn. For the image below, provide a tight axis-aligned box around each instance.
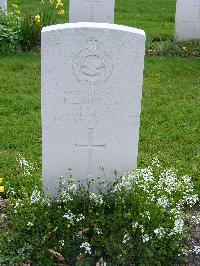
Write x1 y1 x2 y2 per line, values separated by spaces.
8 0 176 39
0 54 199 191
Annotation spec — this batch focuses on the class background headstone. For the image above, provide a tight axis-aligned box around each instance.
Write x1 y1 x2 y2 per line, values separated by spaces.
0 0 7 13
69 0 115 23
42 23 145 196
175 0 200 41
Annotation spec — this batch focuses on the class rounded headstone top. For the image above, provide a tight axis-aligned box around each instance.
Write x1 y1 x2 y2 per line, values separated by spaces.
42 22 146 38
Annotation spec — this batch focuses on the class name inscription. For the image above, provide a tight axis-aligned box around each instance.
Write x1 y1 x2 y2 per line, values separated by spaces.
62 89 118 123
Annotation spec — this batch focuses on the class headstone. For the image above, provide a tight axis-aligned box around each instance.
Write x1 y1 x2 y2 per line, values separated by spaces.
42 22 146 196
0 0 7 13
69 0 115 23
175 0 200 41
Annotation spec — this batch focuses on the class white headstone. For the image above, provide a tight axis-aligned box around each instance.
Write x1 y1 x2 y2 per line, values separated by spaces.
69 0 115 23
0 0 7 13
175 0 200 41
42 23 145 196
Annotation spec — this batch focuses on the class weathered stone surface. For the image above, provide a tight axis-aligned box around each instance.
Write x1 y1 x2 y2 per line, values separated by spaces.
42 23 145 196
69 0 115 23
175 0 200 41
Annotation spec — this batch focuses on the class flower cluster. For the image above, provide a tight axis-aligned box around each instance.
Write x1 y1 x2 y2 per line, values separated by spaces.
190 246 200 255
37 0 65 25
80 242 92 255
111 163 198 246
3 161 199 265
30 190 41 205
18 155 36 176
34 15 40 24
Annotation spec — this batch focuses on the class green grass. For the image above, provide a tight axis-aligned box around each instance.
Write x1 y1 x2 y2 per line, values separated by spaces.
8 0 176 39
0 54 41 185
139 57 200 186
0 54 199 190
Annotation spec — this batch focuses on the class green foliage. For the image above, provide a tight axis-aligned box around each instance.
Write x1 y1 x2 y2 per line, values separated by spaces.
0 1 65 52
10 0 176 40
19 15 41 51
0 161 198 265
0 10 21 52
147 39 200 57
39 0 64 26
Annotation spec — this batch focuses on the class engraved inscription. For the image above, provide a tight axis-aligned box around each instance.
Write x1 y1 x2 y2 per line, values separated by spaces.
72 38 113 86
63 89 117 123
75 128 106 178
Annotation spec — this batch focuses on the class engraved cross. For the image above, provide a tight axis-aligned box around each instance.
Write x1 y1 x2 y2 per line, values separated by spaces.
75 128 106 178
85 0 101 22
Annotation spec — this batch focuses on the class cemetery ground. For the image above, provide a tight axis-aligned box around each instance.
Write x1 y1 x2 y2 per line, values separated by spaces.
0 0 200 265
0 54 200 189
0 54 200 266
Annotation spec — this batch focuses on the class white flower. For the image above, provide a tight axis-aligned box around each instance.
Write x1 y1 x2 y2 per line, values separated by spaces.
139 168 154 183
57 190 72 203
142 234 151 243
7 187 16 196
132 222 139 230
122 234 131 244
121 173 135 189
139 183 150 192
76 214 85 222
27 222 33 228
140 211 151 221
89 192 104 205
112 172 136 192
190 215 200 226
30 190 41 204
14 200 23 213
59 240 65 248
139 225 145 233
154 227 165 239
63 211 85 226
178 247 188 256
42 197 51 207
19 157 29 168
18 155 36 175
173 216 184 234
152 157 160 167
80 242 92 254
159 169 178 194
190 246 200 255
67 183 77 192
183 194 199 206
112 183 122 193
146 211 151 220
63 210 74 224
181 175 191 184
95 228 103 235
157 196 169 208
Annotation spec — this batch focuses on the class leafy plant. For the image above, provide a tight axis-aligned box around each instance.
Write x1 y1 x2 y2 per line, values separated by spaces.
0 9 21 52
147 39 200 57
0 158 198 265
0 0 65 52
19 0 65 50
